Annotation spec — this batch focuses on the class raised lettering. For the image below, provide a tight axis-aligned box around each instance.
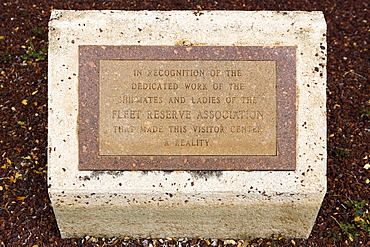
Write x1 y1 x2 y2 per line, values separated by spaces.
99 59 277 156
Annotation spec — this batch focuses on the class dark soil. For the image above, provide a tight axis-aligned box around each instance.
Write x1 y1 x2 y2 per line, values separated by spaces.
0 0 369 246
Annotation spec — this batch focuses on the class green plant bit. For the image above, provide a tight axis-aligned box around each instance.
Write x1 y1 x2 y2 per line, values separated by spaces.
333 148 349 157
32 26 45 36
2 50 13 61
359 107 370 116
21 40 47 61
332 200 370 241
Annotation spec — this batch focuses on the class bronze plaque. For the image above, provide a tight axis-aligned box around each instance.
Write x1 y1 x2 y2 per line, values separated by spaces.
99 60 276 156
79 46 296 170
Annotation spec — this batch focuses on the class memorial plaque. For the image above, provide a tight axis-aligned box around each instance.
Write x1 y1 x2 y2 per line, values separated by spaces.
79 46 296 170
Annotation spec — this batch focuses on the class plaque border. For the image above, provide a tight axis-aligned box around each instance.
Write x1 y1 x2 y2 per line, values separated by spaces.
79 46 296 170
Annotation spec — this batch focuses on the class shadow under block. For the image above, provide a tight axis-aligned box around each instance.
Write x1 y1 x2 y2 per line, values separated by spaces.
48 10 327 239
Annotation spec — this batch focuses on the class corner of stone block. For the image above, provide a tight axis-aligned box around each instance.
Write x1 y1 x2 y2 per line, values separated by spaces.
50 10 65 22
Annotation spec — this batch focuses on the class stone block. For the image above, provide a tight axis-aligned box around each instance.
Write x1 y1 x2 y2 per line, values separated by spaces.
48 10 327 239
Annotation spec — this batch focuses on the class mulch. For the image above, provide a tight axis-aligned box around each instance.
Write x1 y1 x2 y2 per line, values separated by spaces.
0 0 369 246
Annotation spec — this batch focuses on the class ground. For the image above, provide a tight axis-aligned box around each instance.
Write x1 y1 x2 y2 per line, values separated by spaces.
0 0 369 246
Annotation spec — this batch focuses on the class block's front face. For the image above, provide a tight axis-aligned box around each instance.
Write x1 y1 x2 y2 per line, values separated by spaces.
79 46 296 170
48 11 326 239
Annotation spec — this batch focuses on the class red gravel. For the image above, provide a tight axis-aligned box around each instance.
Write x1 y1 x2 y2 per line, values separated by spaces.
1 1 369 246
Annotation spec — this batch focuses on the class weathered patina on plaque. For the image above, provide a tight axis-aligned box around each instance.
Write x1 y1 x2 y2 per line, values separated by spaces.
99 60 276 156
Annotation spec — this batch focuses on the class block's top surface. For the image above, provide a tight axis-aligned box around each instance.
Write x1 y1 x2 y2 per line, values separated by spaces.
48 11 326 194
49 10 326 48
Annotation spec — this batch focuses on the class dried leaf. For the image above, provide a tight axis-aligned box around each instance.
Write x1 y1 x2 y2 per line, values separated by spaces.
224 240 236 245
9 176 16 183
89 237 98 243
354 216 364 222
